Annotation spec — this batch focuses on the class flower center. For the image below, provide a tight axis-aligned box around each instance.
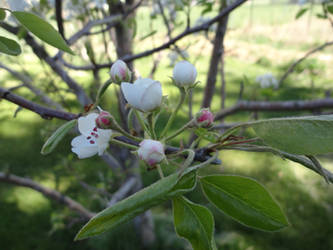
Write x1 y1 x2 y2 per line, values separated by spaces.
86 127 99 144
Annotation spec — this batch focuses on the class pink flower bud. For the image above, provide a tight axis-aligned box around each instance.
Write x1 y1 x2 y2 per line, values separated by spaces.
195 109 214 128
173 60 197 87
138 139 165 166
95 111 113 129
109 60 131 84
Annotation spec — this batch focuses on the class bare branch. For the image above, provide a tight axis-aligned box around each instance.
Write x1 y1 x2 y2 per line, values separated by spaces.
0 22 91 106
0 63 63 110
215 98 333 120
55 0 65 39
59 0 248 71
279 40 333 85
107 177 137 206
202 2 229 108
0 87 78 120
0 172 95 219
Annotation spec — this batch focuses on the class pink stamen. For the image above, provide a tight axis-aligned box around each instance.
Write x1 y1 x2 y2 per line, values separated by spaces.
87 136 91 140
89 140 95 144
93 127 97 132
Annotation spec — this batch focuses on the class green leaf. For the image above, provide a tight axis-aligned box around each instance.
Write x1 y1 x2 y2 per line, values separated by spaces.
41 119 77 155
0 36 21 56
201 175 289 232
250 115 333 155
0 9 6 21
173 196 216 250
295 8 308 19
12 11 74 54
75 170 197 240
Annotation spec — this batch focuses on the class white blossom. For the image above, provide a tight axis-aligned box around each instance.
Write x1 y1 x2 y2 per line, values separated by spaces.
71 113 112 159
121 78 162 112
256 73 279 89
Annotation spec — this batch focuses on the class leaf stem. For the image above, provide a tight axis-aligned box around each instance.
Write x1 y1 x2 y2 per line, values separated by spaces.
109 138 138 150
164 119 194 142
156 164 164 178
160 88 186 138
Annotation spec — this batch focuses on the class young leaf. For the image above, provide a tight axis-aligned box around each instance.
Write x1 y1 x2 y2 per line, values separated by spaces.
250 115 333 155
173 196 217 250
201 175 289 232
41 119 77 155
0 36 21 56
295 8 308 19
12 11 74 54
75 170 197 240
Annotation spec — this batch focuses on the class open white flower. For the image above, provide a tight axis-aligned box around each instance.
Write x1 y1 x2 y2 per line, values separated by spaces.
121 78 162 112
71 113 112 159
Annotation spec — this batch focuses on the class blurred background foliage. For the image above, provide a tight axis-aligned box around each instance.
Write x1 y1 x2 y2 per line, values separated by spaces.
1 0 333 249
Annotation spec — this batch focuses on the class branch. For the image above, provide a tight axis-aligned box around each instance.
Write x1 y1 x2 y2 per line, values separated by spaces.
0 22 91 106
202 2 229 108
55 0 65 39
107 176 137 206
215 98 333 120
0 172 95 219
0 87 220 164
226 145 333 184
0 87 78 120
0 63 63 110
59 0 248 71
279 40 333 85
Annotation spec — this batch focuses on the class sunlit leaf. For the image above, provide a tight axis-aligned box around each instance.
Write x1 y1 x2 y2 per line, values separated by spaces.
41 119 77 155
75 170 197 240
173 196 217 250
295 8 308 19
250 115 333 155
0 36 21 56
201 175 289 231
12 11 74 54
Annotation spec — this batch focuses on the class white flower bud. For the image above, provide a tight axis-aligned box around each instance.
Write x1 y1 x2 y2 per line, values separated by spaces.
138 139 165 166
173 60 197 87
121 78 162 112
109 60 131 84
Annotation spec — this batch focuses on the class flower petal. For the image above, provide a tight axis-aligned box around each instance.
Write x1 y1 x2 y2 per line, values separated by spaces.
140 81 162 111
78 113 99 135
72 145 98 159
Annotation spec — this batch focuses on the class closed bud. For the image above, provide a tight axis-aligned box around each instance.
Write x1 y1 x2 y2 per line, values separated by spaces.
173 60 197 87
195 108 214 128
109 60 131 84
95 111 114 129
138 139 165 166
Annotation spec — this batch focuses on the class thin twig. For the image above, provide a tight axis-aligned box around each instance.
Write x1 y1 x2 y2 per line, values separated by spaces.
0 172 95 219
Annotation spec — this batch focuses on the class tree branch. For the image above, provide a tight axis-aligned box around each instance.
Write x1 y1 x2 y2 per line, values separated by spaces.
215 98 333 120
0 63 63 110
202 2 229 108
59 0 248 71
55 0 65 39
0 22 91 106
279 40 333 85
0 87 78 120
0 172 95 219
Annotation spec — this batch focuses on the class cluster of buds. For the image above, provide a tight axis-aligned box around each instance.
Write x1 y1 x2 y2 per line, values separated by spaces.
72 59 212 168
